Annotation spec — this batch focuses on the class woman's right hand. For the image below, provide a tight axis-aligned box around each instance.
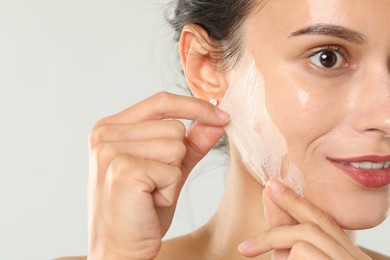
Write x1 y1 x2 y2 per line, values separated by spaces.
87 92 230 260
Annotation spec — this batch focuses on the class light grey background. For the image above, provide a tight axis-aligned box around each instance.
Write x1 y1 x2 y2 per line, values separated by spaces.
0 1 388 259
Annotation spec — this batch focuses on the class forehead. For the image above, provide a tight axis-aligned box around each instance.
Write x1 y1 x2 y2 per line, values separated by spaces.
246 0 390 41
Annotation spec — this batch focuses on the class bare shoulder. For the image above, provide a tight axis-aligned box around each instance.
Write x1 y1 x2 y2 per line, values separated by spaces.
53 257 87 260
360 247 390 260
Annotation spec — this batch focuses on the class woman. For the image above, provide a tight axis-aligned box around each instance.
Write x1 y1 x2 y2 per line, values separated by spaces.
61 0 390 259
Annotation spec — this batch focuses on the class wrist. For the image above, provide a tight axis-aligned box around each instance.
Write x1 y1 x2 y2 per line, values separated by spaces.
87 251 128 260
88 235 160 260
88 248 132 260
88 248 154 260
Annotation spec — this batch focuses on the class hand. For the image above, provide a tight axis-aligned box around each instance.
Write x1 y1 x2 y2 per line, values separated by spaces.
87 92 230 260
238 178 372 260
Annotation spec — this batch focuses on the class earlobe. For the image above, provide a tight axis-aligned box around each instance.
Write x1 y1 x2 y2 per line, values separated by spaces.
179 24 228 103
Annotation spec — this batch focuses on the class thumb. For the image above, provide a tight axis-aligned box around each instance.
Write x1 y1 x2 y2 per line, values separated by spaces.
263 180 297 260
181 122 226 177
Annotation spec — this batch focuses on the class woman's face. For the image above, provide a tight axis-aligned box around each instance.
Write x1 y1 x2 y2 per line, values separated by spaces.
242 0 390 229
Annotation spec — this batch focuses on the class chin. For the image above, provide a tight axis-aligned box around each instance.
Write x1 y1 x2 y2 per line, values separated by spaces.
335 208 389 230
304 176 390 230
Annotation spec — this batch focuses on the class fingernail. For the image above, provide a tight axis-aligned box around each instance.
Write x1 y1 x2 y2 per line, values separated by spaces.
215 107 230 121
238 239 253 251
267 178 286 193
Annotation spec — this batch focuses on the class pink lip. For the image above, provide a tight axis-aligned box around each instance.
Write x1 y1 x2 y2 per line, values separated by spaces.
328 155 390 189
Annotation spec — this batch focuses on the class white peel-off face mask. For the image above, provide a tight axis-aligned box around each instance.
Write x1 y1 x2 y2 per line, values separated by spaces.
219 53 305 196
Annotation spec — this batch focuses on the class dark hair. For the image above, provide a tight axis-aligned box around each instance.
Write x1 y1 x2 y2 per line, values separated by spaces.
168 0 263 70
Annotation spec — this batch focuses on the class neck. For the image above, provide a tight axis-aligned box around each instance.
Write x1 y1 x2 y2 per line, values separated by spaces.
198 149 357 259
201 150 271 260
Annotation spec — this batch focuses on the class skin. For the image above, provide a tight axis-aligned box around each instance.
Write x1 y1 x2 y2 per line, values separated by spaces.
59 0 390 259
247 0 390 231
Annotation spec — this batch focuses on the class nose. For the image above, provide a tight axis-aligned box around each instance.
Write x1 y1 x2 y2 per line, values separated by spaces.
350 62 390 137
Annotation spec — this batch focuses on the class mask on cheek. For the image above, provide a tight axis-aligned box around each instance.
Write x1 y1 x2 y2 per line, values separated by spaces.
219 53 305 196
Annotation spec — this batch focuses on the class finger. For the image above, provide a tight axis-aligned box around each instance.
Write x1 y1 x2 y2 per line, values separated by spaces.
238 224 352 259
289 241 331 260
93 139 187 169
181 122 226 177
105 155 183 208
97 155 183 252
92 155 182 257
265 178 366 259
95 92 230 126
263 190 297 260
89 120 186 148
263 189 296 228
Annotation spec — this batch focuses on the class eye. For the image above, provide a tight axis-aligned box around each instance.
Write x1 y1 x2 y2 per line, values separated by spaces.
309 47 345 69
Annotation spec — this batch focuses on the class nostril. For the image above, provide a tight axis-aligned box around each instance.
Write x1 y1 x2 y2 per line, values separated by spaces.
388 59 390 74
365 128 390 137
388 59 390 72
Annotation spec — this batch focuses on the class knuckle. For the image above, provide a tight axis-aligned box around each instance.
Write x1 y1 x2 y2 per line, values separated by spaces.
261 229 272 242
292 241 309 251
89 144 115 182
107 155 138 183
157 164 183 194
94 143 117 166
290 242 312 260
88 125 107 148
173 138 187 155
110 156 155 190
290 193 303 205
106 155 152 192
154 90 171 99
251 229 271 247
286 193 303 212
301 222 321 235
167 120 186 139
109 155 136 176
89 149 129 188
170 166 184 184
166 139 187 166
153 91 172 106
317 211 337 227
92 114 113 128
151 91 175 119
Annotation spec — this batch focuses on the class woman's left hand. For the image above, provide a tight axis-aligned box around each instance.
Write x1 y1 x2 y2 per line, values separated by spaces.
238 178 372 260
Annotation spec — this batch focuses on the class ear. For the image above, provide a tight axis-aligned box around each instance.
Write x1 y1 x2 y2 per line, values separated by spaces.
179 24 228 104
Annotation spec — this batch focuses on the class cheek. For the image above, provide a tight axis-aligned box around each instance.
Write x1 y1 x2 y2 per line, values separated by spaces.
262 71 346 167
261 72 390 228
261 67 349 194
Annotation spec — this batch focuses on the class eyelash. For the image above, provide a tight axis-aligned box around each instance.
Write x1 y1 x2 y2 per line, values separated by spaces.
308 45 350 72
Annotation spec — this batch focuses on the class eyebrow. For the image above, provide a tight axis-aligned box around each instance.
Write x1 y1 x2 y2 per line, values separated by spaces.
289 23 367 45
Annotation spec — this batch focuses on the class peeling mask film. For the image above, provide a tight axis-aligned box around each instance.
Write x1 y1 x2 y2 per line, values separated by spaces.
219 53 305 196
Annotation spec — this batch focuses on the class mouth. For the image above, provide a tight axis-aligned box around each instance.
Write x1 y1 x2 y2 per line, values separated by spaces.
328 155 390 189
